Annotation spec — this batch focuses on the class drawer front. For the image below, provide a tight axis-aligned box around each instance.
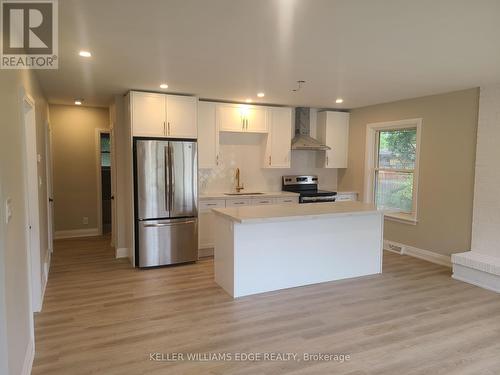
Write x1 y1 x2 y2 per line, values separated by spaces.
275 196 299 204
336 194 356 202
199 199 226 212
226 198 251 207
251 198 275 205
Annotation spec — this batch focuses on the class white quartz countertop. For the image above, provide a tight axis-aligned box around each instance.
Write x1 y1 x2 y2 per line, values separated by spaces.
212 201 381 224
200 191 300 200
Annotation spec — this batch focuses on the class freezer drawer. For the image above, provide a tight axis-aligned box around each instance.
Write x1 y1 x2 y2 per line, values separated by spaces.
138 218 198 267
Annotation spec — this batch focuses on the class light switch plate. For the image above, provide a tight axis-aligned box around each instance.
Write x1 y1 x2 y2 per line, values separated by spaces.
5 198 12 224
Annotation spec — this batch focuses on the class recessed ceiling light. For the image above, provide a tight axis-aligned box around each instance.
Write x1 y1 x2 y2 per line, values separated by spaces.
257 92 265 98
74 99 83 105
335 98 344 104
160 83 169 89
79 50 91 58
245 98 253 103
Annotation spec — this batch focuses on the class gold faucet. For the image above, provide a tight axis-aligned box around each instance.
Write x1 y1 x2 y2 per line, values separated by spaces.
235 168 244 193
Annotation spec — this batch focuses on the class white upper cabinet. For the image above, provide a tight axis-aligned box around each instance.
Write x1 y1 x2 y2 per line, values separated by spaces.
246 106 268 133
197 101 219 169
217 104 245 132
130 91 197 138
131 91 166 137
316 111 350 168
263 107 292 168
217 103 268 133
166 95 197 138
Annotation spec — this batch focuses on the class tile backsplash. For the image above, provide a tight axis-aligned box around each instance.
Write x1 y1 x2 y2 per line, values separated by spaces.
199 132 338 194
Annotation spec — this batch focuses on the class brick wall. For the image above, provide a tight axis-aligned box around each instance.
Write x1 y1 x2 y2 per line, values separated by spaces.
471 85 500 257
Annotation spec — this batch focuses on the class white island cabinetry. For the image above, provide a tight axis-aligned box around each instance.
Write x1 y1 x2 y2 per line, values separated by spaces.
213 202 383 298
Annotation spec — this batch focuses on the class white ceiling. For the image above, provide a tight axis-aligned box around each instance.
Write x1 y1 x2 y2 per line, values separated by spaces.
36 0 500 109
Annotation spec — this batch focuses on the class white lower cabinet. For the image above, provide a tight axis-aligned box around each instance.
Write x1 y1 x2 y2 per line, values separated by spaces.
198 195 299 253
198 199 225 256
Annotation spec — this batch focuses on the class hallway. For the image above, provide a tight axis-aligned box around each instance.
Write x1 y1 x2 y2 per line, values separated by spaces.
32 237 500 375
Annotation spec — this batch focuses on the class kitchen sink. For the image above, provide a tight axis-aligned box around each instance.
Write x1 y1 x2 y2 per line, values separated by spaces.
224 192 264 196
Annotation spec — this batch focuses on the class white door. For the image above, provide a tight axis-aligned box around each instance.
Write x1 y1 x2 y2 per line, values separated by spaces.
268 108 292 168
217 104 246 132
131 91 166 137
246 106 268 133
166 95 197 138
198 102 219 168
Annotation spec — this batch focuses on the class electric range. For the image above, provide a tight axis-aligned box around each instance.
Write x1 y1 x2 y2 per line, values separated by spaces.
282 175 337 203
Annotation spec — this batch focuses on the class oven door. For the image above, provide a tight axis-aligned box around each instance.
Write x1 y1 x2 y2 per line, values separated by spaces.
300 195 337 204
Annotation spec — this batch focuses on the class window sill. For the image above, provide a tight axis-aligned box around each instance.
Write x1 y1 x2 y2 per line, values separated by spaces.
384 211 418 225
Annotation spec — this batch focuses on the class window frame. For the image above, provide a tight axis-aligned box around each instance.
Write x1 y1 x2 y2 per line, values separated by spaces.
363 119 422 224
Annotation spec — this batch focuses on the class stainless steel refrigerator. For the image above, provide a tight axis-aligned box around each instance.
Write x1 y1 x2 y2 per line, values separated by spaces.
134 139 198 267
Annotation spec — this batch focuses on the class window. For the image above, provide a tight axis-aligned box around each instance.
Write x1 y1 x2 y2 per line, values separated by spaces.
100 133 111 167
364 119 421 224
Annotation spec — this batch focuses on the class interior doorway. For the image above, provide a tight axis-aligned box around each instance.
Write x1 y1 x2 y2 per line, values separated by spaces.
98 131 112 235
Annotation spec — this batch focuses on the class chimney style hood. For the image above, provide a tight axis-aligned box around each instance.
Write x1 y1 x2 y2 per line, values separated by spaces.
291 107 331 151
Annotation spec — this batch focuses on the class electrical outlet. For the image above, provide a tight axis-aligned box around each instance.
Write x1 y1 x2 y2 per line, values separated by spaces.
82 217 89 225
5 198 12 224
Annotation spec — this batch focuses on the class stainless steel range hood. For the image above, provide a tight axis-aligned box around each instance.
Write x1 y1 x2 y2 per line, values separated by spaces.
291 107 331 151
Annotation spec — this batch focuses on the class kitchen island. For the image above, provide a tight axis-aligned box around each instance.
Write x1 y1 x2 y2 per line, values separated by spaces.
212 201 384 298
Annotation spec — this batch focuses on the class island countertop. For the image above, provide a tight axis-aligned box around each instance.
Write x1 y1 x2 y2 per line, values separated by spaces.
212 201 380 224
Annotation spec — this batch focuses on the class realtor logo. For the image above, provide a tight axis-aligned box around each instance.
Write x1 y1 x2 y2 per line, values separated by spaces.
1 0 58 69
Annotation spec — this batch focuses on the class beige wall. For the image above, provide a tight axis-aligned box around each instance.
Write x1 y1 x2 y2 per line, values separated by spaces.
49 105 110 232
109 95 132 254
0 69 49 375
339 88 479 256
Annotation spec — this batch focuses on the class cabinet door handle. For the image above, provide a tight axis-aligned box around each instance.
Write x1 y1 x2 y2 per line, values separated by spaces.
163 121 166 135
241 116 244 130
326 155 329 166
168 122 171 136
216 154 219 165
269 155 271 165
245 118 248 130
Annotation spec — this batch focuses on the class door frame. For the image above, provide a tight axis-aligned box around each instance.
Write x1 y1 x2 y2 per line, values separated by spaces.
110 124 117 247
21 93 42 316
45 121 54 254
95 128 111 236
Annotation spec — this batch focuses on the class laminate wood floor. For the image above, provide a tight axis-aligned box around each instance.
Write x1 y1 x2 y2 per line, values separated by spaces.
32 236 500 375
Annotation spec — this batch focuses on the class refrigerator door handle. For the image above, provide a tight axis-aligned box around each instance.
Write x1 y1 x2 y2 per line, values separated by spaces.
164 144 170 214
143 220 196 228
169 143 174 211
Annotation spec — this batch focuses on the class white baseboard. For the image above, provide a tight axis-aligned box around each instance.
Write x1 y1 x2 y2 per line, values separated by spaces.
198 247 214 258
115 247 129 259
21 338 34 375
452 251 500 293
383 240 452 267
54 228 99 239
452 264 500 293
